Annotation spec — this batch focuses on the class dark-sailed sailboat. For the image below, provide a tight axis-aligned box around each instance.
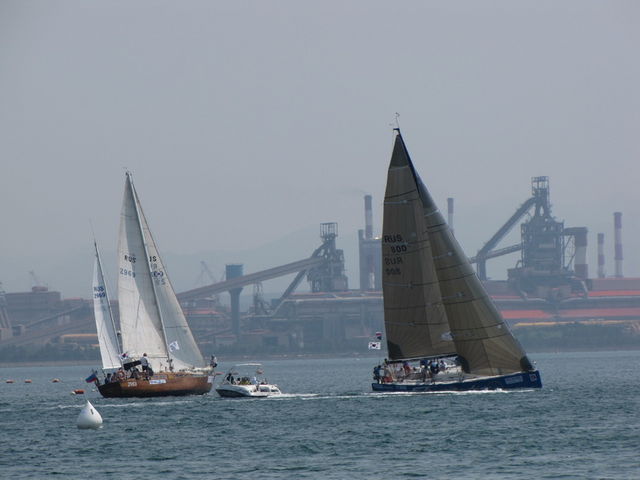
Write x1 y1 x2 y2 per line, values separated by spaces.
372 130 542 392
92 173 213 398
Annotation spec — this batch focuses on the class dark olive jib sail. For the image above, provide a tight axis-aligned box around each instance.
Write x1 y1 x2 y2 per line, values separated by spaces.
372 130 541 392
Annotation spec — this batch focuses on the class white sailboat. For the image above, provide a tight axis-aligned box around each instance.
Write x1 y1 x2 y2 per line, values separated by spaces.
372 129 542 392
95 172 212 398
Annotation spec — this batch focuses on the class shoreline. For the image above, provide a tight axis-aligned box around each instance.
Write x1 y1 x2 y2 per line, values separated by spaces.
0 360 98 368
1 347 639 368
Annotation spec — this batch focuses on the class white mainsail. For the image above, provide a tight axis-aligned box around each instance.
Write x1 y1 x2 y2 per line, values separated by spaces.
117 173 204 371
92 242 122 370
117 174 171 370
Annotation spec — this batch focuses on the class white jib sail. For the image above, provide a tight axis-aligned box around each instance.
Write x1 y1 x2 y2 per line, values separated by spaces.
136 187 204 370
92 243 122 370
117 174 169 370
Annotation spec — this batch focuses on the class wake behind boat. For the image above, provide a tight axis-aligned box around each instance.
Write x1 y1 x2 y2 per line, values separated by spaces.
216 363 281 398
372 129 542 393
89 172 213 398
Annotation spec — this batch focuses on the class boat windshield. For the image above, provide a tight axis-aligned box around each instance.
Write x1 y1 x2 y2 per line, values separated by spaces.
221 364 266 385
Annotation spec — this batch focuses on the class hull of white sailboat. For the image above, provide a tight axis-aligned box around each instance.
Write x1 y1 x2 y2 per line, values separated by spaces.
372 370 542 392
216 384 281 398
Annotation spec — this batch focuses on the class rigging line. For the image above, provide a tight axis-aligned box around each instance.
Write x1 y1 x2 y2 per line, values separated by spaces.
441 282 493 305
453 330 514 343
451 321 507 333
442 296 495 306
384 302 445 311
383 279 439 288
423 208 442 218
384 320 449 327
427 221 449 232
385 188 418 199
385 196 418 204
433 262 471 274
432 251 454 260
384 271 439 284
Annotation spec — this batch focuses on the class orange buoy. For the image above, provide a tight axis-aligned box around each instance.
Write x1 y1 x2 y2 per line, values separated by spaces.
52 378 61 383
24 379 32 383
72 389 85 395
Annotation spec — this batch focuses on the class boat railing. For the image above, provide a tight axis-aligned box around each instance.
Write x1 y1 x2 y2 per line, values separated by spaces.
378 364 465 384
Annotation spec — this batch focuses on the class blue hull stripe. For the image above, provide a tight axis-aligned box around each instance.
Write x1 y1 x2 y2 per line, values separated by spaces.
372 370 542 392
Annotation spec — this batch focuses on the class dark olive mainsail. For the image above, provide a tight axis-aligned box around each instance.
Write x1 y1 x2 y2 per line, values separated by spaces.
382 130 533 376
382 134 456 361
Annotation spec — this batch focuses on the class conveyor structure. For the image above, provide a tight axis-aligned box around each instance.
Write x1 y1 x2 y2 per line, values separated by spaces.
177 223 348 335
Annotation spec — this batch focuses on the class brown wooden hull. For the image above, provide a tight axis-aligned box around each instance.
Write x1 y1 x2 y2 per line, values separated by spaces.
97 372 213 398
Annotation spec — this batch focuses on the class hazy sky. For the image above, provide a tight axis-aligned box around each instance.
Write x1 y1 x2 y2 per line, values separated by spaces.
1 1 638 297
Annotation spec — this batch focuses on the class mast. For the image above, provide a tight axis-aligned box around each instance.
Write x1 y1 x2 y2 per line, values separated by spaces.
126 172 174 367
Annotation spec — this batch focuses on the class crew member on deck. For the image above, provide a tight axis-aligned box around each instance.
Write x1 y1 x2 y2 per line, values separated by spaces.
373 365 382 384
429 359 439 375
140 353 152 379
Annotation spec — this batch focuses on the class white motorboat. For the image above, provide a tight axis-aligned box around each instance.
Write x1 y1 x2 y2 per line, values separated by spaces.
216 363 281 398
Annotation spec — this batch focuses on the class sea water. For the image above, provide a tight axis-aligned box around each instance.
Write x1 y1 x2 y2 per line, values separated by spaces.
0 351 638 479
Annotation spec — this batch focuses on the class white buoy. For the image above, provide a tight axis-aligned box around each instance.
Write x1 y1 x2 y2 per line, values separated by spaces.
77 400 103 429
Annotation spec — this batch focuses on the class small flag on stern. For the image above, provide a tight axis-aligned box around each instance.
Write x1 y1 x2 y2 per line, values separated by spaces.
85 372 98 383
169 341 180 352
368 341 381 350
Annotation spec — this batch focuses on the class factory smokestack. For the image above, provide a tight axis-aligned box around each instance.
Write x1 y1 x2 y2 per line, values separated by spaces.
614 212 623 277
364 195 373 240
447 198 454 236
226 264 244 336
573 227 588 279
597 233 605 278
